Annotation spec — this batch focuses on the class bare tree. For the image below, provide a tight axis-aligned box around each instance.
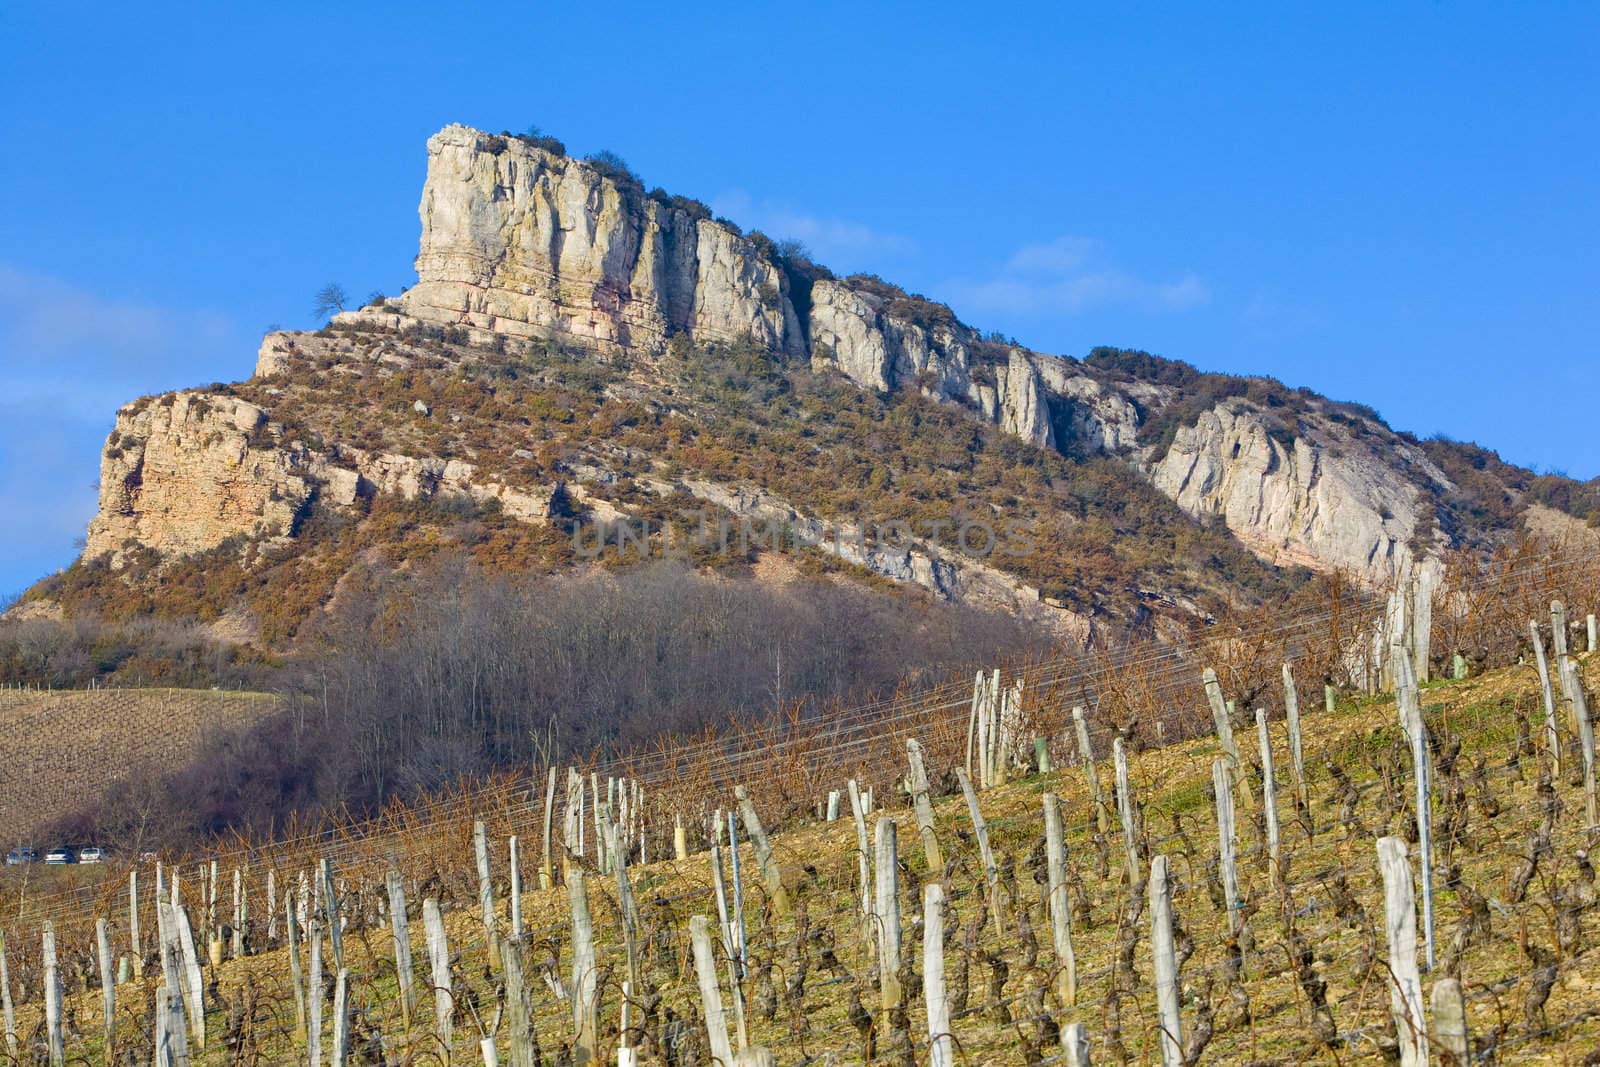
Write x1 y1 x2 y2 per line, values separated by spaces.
311 283 349 321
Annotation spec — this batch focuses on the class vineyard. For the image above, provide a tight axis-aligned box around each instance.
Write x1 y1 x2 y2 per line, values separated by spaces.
0 688 278 840
0 548 1597 1064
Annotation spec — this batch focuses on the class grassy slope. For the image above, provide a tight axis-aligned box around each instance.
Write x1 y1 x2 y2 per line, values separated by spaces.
8 655 1600 1063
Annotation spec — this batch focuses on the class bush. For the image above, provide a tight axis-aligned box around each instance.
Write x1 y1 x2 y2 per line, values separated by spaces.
509 127 567 156
585 149 642 190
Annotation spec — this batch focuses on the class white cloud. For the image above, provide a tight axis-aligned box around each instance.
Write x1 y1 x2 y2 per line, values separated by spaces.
949 235 1210 317
1004 235 1101 274
708 192 918 269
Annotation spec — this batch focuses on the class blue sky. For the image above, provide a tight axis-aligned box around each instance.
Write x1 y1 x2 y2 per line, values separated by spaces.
2 2 1597 596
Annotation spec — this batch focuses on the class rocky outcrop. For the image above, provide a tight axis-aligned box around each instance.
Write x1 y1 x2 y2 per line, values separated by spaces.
1147 402 1445 577
87 391 561 562
345 125 802 356
805 279 1062 448
662 478 1093 643
89 393 315 558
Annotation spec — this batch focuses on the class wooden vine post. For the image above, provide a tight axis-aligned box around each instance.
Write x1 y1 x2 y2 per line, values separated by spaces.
384 872 416 1029
266 868 277 946
231 868 246 959
1255 709 1282 884
541 766 558 889
96 917 115 1052
955 767 1007 928
923 882 953 1067
508 834 524 939
563 767 584 874
285 897 307 1039
128 870 142 978
0 932 17 1061
1073 706 1108 833
689 916 734 1067
568 871 599 1066
421 898 452 1051
173 904 206 1049
874 817 903 1012
966 669 985 785
1281 662 1308 809
331 969 350 1067
42 922 63 1067
1042 792 1077 1006
612 818 642 993
1558 657 1599 826
1531 619 1562 776
724 811 745 986
156 899 192 1067
707 834 748 1050
474 819 500 964
905 738 945 869
1113 739 1141 887
308 919 324 1067
734 785 790 916
499 938 541 1067
1395 653 1436 970
847 779 873 937
1062 1022 1091 1066
1149 855 1183 1067
1213 759 1241 933
1431 977 1470 1066
1377 837 1429 1067
320 857 343 973
1203 667 1253 808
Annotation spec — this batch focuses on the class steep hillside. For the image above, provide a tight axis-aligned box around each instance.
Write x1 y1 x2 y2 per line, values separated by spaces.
18 124 1592 649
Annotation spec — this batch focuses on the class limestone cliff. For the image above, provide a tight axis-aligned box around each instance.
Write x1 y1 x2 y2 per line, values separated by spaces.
1146 401 1445 576
88 377 562 562
89 393 314 558
347 125 802 357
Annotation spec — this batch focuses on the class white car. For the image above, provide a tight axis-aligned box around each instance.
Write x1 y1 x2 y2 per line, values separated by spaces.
78 847 106 865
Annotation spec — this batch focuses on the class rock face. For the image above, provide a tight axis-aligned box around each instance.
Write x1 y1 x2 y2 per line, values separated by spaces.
88 389 561 561
89 393 313 558
667 478 1093 642
1146 402 1446 576
355 125 802 356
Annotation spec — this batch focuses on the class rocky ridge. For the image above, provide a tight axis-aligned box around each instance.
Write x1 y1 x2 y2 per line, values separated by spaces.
328 125 1448 582
57 121 1577 650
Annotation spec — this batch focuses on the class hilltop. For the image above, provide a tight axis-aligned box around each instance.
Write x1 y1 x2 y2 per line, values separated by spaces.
15 124 1597 653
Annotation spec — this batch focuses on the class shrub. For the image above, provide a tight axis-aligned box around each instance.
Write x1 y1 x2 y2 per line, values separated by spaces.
511 126 567 156
584 149 642 190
